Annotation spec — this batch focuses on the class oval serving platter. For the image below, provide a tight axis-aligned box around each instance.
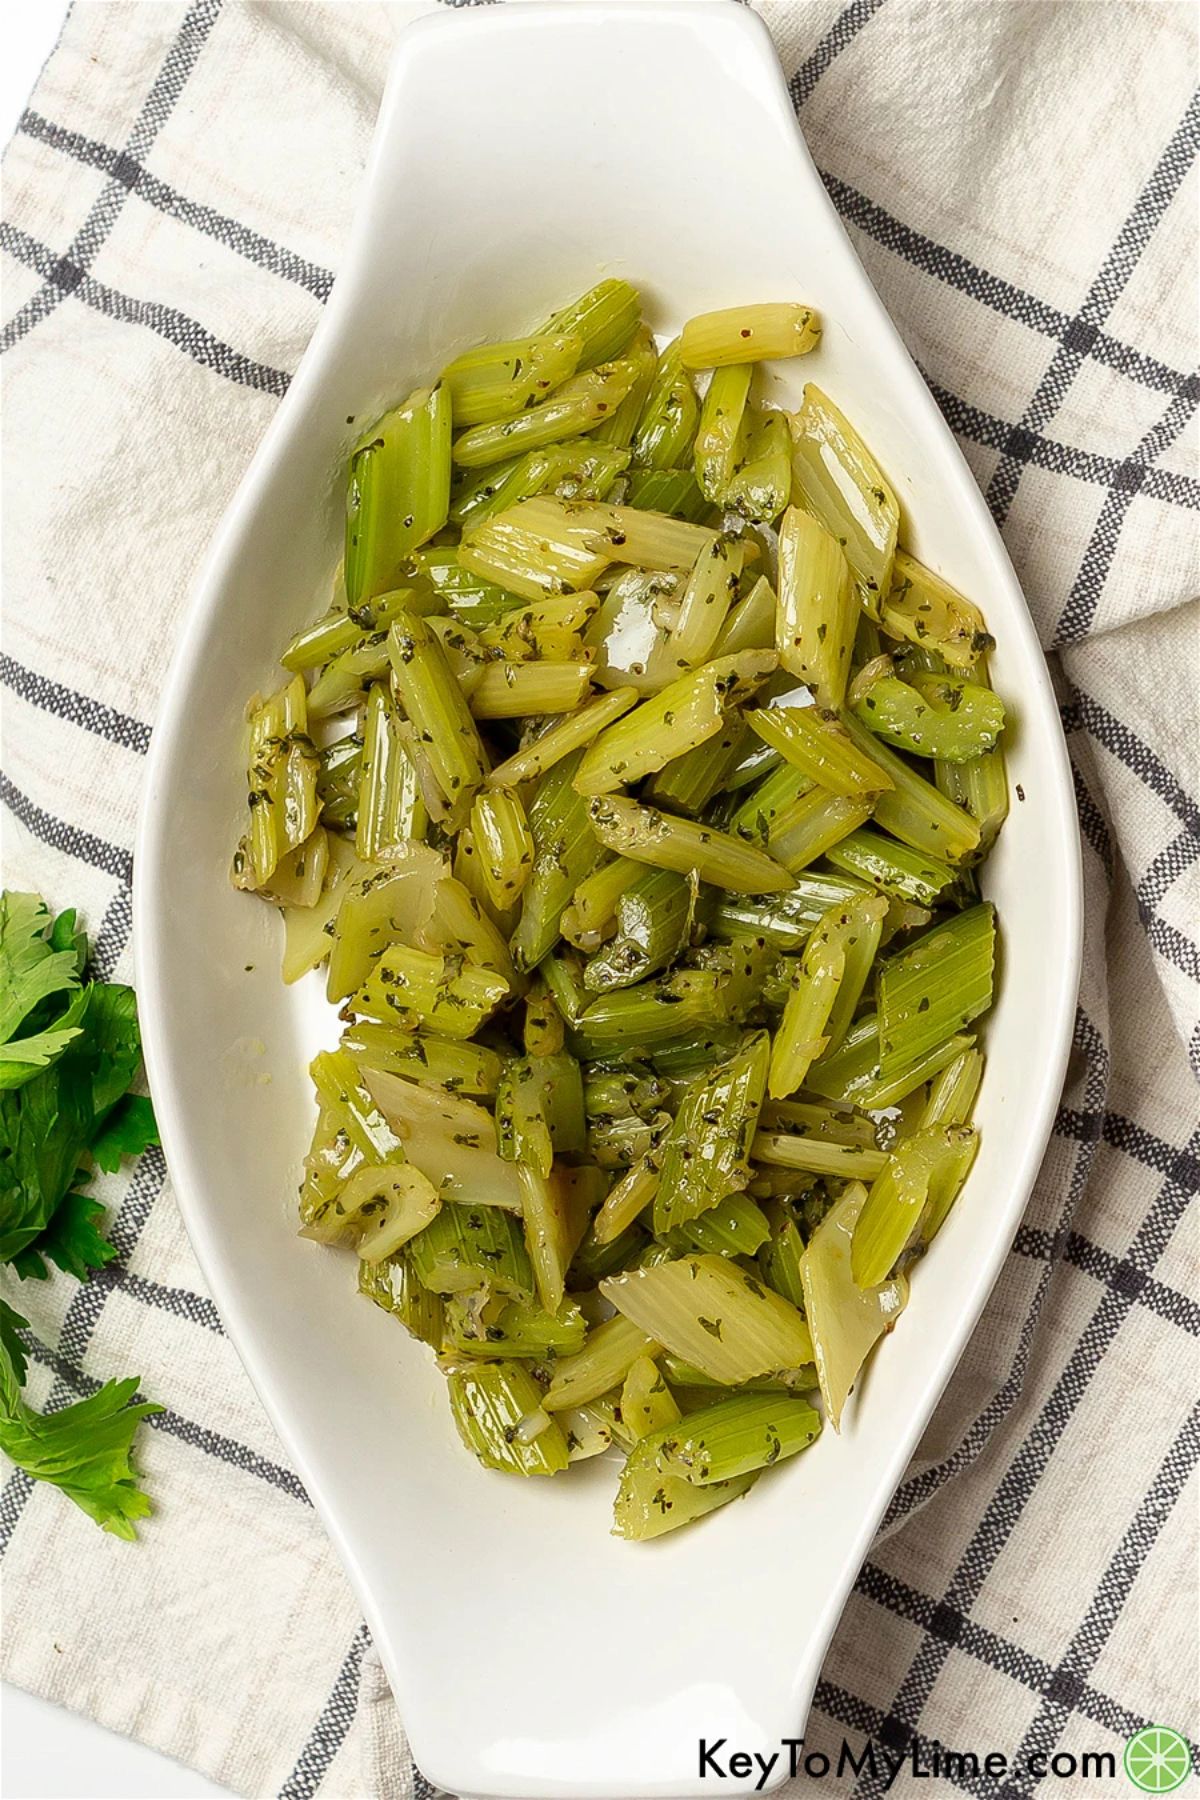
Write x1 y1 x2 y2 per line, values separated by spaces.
136 6 1083 1797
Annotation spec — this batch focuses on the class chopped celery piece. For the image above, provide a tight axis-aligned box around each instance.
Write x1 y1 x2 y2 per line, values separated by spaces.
746 704 893 797
446 1361 568 1476
345 385 452 605
574 651 771 796
823 828 956 907
656 1392 821 1483
852 669 1005 762
543 1314 659 1411
776 506 857 707
601 1254 813 1384
694 365 753 501
789 383 897 616
359 1253 444 1347
620 1354 682 1442
724 411 792 523
408 1200 533 1298
880 550 995 669
632 339 701 469
613 1443 757 1540
511 749 604 972
443 1291 587 1358
653 1031 769 1234
587 794 793 893
851 1124 979 1286
452 359 639 469
680 303 820 368
799 1183 907 1429
583 867 694 992
877 905 995 1076
343 1022 503 1099
441 332 581 427
537 279 641 370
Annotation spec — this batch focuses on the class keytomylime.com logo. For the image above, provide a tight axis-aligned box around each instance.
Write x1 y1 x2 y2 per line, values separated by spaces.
1124 1726 1191 1794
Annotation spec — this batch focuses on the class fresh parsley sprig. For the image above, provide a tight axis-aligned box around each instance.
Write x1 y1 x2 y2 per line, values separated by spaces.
0 891 162 1536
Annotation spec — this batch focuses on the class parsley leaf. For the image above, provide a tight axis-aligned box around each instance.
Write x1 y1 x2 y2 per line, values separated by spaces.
0 1326 161 1538
0 889 162 1537
0 894 84 1088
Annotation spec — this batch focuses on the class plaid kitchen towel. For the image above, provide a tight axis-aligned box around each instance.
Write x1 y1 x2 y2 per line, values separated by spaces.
1 2 1197 1797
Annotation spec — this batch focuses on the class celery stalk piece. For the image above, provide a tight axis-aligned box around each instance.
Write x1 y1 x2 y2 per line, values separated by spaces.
746 704 893 797
757 1098 879 1145
644 715 746 818
693 365 753 501
824 828 956 907
232 675 320 891
820 891 888 1056
568 968 729 1061
342 1162 441 1264
577 503 716 571
471 660 593 720
359 1065 498 1152
752 1132 888 1181
877 904 995 1076
799 1182 907 1430
767 789 874 873
656 1392 821 1483
536 278 642 370
775 506 858 707
851 1124 979 1286
387 611 488 816
602 1253 813 1384
542 1314 660 1411
460 495 617 599
441 332 582 427
495 1057 554 1177
620 1354 681 1442
665 534 747 668
522 978 566 1056
789 383 897 617
325 846 443 1003
407 1199 533 1296
443 1291 587 1359
358 1252 444 1348
259 829 328 909
408 547 524 625
625 467 711 522
838 713 980 861
880 550 995 669
724 411 792 523
353 943 510 1040
561 855 634 948
538 943 590 1026
568 1218 649 1287
452 359 639 468
343 1021 503 1099
317 731 363 831
631 339 701 469
511 749 605 973
716 574 778 657
476 589 600 660
852 669 1005 762
306 636 390 720
356 683 424 860
559 1400 620 1460
446 1361 568 1476
282 584 432 673
345 384 452 606
768 893 882 1099
591 1155 660 1245
664 1192 772 1259
592 323 657 447
281 833 366 983
680 302 820 369
486 688 637 788
802 1013 976 1110
730 761 814 843
418 874 519 993
612 1446 757 1540
709 871 870 952
518 1164 583 1316
471 787 534 909
453 442 631 530
586 794 793 893
583 867 695 992
921 1047 985 1129
756 1201 808 1309
653 1031 769 1234
574 651 772 796
931 653 1010 850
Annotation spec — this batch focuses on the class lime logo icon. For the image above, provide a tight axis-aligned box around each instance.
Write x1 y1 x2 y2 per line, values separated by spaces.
1124 1726 1191 1794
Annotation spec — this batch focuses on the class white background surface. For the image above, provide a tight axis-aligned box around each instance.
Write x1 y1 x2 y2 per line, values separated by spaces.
1 6 230 1797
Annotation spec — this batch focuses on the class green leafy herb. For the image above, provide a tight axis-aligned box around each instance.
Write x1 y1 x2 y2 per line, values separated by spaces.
0 891 162 1536
0 1310 161 1538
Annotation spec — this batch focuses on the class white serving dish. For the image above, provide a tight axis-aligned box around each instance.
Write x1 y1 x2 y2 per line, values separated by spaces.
136 6 1083 1796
